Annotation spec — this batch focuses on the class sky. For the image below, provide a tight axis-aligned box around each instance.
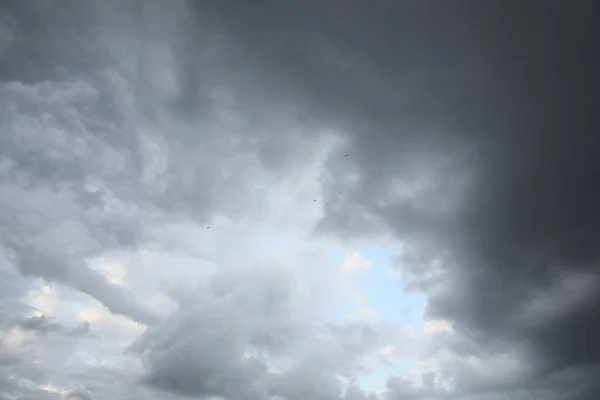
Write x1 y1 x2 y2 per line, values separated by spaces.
1 1 600 399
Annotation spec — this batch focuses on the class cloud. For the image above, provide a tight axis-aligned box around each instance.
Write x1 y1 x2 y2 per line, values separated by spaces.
195 0 600 398
2 0 600 399
379 346 395 358
423 320 452 335
281 1 600 398
0 0 346 329
17 315 90 337
63 388 93 400
133 266 291 398
132 259 420 399
339 252 373 276
133 264 360 398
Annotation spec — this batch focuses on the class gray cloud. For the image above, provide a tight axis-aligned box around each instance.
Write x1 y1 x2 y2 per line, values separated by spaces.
134 264 413 399
196 1 600 398
0 0 331 328
0 254 32 327
134 266 322 397
186 0 600 398
0 337 52 399
2 0 599 399
63 388 93 400
17 315 90 337
0 0 271 325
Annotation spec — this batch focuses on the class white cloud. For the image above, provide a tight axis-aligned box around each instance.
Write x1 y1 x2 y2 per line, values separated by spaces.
423 320 453 335
380 345 395 357
339 252 374 276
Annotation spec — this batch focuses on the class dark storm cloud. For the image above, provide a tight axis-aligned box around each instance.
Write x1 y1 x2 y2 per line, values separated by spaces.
299 2 600 398
175 0 600 398
3 0 600 399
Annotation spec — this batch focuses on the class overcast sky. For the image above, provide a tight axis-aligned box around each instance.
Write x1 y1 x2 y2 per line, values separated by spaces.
1 1 600 399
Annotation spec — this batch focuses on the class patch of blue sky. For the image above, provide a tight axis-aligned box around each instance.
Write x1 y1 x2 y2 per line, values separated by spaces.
360 246 426 329
328 245 427 392
329 245 426 328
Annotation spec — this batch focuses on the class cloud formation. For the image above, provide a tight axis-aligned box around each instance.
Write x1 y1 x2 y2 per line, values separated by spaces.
1 0 599 399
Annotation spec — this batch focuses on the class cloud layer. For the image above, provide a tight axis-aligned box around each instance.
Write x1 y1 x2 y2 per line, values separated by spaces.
1 1 600 399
